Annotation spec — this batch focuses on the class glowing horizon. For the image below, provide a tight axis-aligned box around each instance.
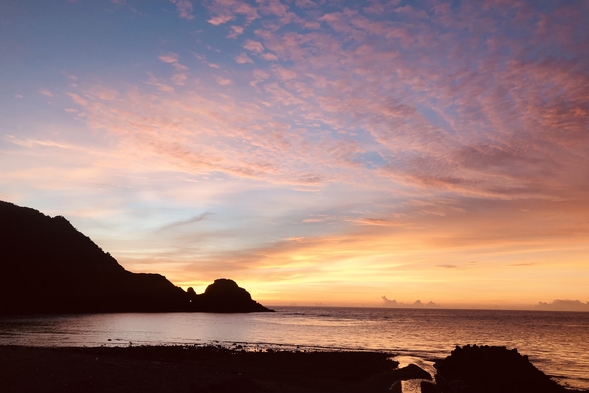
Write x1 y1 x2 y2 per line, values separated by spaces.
1 0 588 309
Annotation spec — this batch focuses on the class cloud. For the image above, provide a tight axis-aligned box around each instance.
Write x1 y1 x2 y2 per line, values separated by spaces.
170 0 194 20
208 14 233 26
260 53 278 61
353 218 398 226
66 92 87 106
39 0 589 305
227 25 244 39
295 0 318 9
5 136 76 150
205 0 259 26
215 76 233 86
243 39 265 54
158 212 211 232
235 52 253 64
61 72 78 81
145 73 175 93
159 53 179 63
39 89 54 97
88 86 118 101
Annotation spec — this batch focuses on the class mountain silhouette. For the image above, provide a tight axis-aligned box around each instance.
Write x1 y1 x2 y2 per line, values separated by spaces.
0 201 272 314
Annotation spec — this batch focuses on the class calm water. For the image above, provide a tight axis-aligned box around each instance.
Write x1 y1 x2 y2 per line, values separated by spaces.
1 307 588 390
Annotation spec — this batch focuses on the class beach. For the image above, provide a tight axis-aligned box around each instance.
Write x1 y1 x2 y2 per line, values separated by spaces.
0 345 402 393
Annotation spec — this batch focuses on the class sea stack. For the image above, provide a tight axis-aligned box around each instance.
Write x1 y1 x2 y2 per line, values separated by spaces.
187 279 273 313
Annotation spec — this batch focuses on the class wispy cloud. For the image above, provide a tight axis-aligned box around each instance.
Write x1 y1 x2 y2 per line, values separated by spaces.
158 212 211 232
159 53 179 63
39 89 54 97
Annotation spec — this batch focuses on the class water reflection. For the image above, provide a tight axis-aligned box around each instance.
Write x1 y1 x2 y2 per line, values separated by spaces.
1 308 588 389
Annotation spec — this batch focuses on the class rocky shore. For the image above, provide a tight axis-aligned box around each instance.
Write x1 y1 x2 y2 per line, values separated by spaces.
0 344 585 393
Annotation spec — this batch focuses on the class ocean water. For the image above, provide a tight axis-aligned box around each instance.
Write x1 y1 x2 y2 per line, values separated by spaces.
1 307 588 390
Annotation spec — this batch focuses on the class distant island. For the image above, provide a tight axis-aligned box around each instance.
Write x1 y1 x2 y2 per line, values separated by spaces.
381 296 439 308
0 200 272 315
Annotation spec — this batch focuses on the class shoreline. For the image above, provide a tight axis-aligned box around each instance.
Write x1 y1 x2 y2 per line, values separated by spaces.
1 344 586 393
0 344 402 393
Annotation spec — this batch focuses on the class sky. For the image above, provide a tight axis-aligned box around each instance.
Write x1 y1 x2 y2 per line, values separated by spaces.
1 0 588 309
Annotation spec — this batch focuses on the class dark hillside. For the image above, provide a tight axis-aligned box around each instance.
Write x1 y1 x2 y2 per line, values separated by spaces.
0 201 272 314
0 201 188 314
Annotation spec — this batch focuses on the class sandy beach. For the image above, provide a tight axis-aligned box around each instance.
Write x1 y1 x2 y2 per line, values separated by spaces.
0 345 403 393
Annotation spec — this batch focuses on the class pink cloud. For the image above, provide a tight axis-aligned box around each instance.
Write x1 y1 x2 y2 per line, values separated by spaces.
227 25 244 39
235 52 253 64
171 73 187 86
243 39 265 53
273 66 297 81
89 86 118 101
208 14 233 26
260 53 278 61
257 0 289 17
146 73 175 93
215 76 233 86
58 1 589 209
66 92 87 106
39 89 54 97
295 0 318 9
205 0 259 26
394 5 429 19
170 0 194 20
159 53 179 63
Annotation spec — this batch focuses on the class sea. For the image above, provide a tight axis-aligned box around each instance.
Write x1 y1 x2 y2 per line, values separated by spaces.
1 307 588 391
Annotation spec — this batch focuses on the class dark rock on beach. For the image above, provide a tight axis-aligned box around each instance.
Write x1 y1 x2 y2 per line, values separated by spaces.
431 345 570 393
0 200 272 315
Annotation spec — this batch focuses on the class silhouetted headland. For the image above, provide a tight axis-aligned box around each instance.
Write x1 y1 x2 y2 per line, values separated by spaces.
0 200 272 314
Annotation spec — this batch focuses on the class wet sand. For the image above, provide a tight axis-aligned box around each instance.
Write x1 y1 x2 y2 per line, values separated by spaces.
0 345 402 393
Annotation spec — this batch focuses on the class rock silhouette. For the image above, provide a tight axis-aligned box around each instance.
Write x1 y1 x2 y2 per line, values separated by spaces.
430 345 569 393
188 279 271 313
0 200 272 314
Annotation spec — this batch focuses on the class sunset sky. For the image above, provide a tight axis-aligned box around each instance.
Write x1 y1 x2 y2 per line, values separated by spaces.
1 0 588 308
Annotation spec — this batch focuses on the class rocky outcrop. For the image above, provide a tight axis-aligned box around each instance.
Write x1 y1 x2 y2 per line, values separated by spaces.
0 200 272 314
188 279 273 313
428 345 567 393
